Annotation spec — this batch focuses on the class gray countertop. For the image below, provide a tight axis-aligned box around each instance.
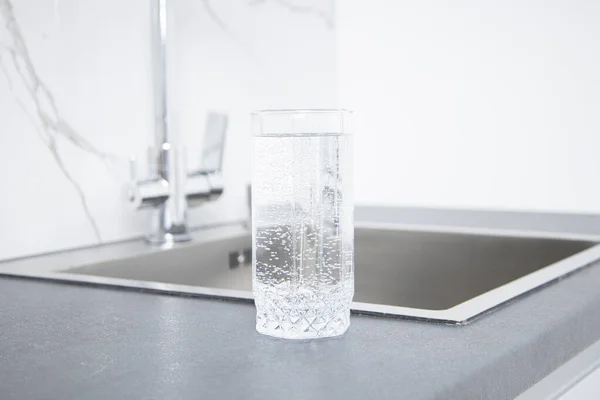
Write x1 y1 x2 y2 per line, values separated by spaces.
3 207 600 400
2 260 600 399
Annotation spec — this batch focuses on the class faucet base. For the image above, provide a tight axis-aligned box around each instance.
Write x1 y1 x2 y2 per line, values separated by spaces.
145 232 192 246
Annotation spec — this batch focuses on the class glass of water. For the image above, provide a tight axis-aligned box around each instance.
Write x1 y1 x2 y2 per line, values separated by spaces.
252 109 354 339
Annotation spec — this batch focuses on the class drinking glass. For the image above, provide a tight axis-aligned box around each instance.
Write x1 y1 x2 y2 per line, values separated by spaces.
252 109 354 339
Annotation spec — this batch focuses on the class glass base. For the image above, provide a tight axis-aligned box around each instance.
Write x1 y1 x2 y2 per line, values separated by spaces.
255 305 351 340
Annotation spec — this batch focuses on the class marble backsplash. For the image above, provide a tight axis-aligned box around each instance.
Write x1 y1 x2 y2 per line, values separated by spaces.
0 0 336 260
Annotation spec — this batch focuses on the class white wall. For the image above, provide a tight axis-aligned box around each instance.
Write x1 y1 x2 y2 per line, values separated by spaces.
338 0 600 214
0 0 336 260
10 0 598 261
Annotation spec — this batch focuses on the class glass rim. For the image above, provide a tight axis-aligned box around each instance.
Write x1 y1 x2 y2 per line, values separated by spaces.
252 108 352 116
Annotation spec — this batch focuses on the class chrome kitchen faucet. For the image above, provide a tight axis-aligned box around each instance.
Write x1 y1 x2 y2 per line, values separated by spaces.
127 0 226 245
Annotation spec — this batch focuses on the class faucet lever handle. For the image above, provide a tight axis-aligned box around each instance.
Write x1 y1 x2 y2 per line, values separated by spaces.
186 112 227 207
200 112 228 174
126 154 169 210
129 156 138 182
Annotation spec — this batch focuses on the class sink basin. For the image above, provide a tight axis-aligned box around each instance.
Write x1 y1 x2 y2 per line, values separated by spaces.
58 224 600 324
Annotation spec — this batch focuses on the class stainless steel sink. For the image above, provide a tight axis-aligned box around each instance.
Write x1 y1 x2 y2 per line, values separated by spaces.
53 223 600 324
